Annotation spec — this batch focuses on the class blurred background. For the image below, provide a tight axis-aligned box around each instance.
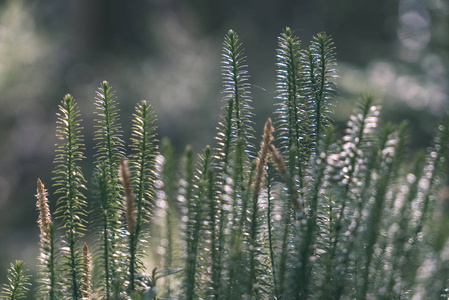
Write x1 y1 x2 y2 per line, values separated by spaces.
0 0 448 290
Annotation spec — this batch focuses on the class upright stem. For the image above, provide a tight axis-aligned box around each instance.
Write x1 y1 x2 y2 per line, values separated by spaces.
266 164 278 297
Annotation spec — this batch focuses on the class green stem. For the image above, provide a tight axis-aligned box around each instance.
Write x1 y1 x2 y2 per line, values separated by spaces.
278 199 292 299
49 225 56 300
67 103 79 300
102 210 110 298
266 164 278 297
129 231 136 292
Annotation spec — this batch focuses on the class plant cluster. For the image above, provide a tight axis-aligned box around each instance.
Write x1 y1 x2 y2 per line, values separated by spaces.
2 28 449 299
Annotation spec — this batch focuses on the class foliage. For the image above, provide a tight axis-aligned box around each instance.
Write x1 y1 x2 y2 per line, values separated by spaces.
90 81 127 298
0 261 31 300
53 94 87 299
3 28 449 299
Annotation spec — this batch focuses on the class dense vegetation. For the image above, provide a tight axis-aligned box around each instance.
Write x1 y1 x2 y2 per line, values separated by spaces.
2 28 449 299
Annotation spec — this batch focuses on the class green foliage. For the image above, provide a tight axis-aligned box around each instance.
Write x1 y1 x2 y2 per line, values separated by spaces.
180 146 212 299
275 27 311 188
0 261 31 300
220 29 254 148
53 94 87 299
154 138 178 297
303 32 337 150
5 28 449 300
91 81 126 298
129 100 157 228
93 81 126 168
126 100 158 293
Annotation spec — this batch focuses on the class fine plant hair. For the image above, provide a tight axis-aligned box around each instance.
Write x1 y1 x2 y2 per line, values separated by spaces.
4 27 449 299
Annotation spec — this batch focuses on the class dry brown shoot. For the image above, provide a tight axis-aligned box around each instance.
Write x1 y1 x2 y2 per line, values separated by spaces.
119 158 136 233
36 178 51 237
268 144 301 210
253 118 274 199
81 242 92 300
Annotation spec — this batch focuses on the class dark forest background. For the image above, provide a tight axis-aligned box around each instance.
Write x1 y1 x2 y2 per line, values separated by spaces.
1 0 448 287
